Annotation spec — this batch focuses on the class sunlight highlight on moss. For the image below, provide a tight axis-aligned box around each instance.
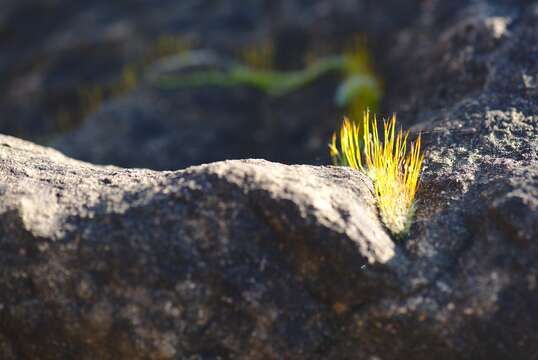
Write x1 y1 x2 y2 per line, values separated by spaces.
330 111 424 237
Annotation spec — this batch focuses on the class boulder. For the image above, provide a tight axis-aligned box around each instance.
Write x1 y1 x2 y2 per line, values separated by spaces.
0 135 398 359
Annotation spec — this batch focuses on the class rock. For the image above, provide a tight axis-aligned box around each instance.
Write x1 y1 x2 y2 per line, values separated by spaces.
0 134 398 359
340 1 538 359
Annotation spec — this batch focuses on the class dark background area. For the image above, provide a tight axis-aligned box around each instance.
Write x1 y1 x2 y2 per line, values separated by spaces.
0 0 422 170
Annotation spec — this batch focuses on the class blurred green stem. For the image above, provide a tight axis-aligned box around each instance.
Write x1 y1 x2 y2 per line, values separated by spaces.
157 56 345 97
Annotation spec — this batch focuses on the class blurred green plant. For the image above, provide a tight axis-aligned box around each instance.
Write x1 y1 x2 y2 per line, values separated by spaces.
156 35 381 113
337 36 382 116
58 34 381 133
158 55 344 97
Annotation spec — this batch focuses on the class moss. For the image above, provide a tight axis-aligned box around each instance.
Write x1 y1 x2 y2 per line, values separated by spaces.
330 112 424 237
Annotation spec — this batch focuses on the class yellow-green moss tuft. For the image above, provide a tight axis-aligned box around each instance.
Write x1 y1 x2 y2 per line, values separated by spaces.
330 111 424 237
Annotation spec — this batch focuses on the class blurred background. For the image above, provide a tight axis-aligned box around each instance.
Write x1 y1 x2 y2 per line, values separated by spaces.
0 0 422 170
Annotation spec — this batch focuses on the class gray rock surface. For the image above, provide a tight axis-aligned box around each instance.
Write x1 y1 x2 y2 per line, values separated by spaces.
0 135 399 359
351 1 538 359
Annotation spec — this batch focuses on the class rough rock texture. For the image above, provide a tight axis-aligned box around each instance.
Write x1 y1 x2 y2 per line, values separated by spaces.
0 135 400 359
1 0 538 359
346 1 538 359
